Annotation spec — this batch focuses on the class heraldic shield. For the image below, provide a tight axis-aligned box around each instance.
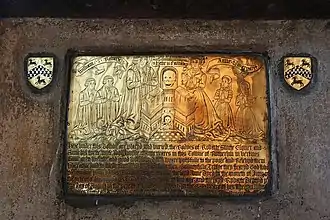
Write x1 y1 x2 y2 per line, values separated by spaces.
284 57 313 91
26 56 54 90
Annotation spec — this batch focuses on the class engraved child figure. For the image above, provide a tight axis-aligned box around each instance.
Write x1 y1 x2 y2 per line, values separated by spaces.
97 76 120 126
76 78 99 134
214 75 234 130
235 81 263 138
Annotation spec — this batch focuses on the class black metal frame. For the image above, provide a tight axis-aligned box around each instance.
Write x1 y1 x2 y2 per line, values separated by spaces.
61 48 275 208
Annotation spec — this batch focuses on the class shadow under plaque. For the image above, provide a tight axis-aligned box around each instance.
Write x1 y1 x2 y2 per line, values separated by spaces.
63 52 271 205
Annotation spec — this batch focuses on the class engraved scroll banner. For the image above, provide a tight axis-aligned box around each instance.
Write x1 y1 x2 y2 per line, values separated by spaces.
65 54 270 197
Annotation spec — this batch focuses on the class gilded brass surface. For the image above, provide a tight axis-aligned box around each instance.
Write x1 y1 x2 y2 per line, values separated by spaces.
284 57 313 91
66 54 270 196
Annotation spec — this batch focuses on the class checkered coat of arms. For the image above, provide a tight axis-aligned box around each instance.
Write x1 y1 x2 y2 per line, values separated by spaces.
26 57 54 89
284 57 313 91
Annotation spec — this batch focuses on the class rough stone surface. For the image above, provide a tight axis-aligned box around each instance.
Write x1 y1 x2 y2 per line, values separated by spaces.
0 18 330 219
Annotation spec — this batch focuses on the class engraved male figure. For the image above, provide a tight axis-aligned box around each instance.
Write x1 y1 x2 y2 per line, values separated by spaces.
76 78 98 134
97 76 120 126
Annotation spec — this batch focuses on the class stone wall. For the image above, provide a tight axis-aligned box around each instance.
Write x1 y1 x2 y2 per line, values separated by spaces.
0 19 329 219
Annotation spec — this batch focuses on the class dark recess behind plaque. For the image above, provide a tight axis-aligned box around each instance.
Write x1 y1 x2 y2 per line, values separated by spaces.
1 0 330 19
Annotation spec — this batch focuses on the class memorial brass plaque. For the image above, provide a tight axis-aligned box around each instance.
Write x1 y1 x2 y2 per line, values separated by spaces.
65 53 271 197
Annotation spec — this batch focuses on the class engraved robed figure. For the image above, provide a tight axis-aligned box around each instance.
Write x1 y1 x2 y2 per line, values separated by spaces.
97 76 120 127
214 75 234 130
75 78 98 134
120 57 143 130
235 81 264 138
181 58 227 138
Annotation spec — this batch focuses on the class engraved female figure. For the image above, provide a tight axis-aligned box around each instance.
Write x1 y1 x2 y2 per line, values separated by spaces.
184 58 225 136
235 81 263 138
214 75 234 129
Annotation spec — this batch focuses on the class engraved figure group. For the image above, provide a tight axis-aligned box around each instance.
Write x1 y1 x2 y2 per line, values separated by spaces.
75 76 120 134
73 57 159 140
179 58 264 140
214 75 264 138
72 56 264 141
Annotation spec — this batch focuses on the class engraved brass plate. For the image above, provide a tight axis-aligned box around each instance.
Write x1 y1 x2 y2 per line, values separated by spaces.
66 53 270 197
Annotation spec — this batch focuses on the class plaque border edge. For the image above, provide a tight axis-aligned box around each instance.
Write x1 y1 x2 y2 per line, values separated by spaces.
60 48 276 208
